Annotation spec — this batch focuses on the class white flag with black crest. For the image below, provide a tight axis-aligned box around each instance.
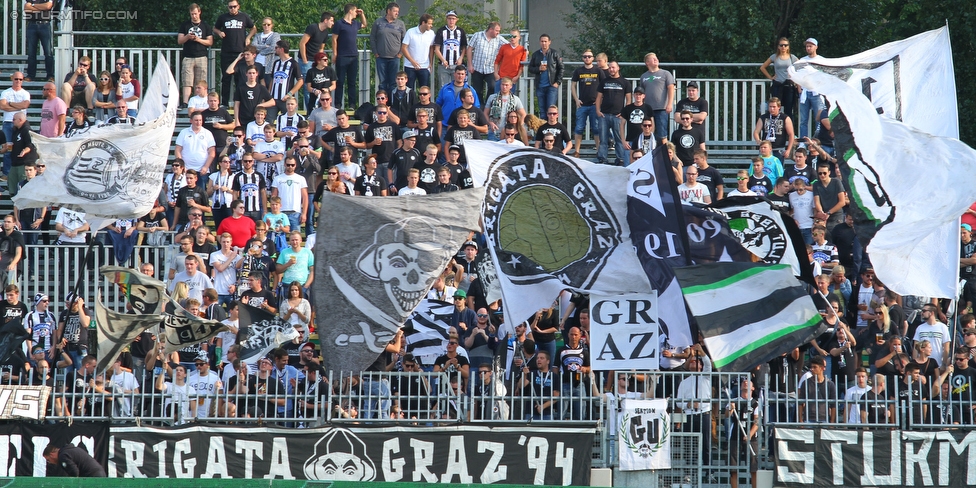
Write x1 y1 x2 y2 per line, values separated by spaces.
12 56 177 224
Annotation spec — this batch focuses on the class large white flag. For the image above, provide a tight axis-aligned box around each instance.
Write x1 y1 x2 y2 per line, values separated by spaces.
13 56 177 226
791 27 961 297
793 26 957 137
466 141 652 328
791 63 976 298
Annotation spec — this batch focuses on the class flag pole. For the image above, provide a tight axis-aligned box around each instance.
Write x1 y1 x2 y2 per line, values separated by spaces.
69 230 100 302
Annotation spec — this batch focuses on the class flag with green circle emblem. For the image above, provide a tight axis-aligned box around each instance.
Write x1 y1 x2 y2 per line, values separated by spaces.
467 141 652 327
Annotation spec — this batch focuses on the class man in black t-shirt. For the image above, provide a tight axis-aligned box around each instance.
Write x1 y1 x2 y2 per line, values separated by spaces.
595 61 631 166
200 93 235 157
320 111 364 166
692 150 724 202
533 107 571 154
233 66 273 127
621 87 653 143
388 130 422 193
570 49 604 157
362 109 400 166
354 157 389 196
0 215 24 284
670 110 705 167
675 81 709 127
178 5 213 107
213 0 255 104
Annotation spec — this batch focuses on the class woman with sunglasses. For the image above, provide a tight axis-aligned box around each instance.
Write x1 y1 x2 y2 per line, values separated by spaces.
92 71 116 122
759 37 798 120
207 157 235 228
252 17 281 85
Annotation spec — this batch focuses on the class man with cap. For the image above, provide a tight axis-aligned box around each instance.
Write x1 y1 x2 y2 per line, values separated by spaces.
961 223 976 313
186 349 223 419
388 129 422 194
434 329 470 388
621 86 653 148
797 38 823 139
676 81 709 127
432 10 468 89
451 289 477 333
295 358 329 423
456 240 479 289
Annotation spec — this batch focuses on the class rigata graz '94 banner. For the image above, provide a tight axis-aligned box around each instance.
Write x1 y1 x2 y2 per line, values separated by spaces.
108 424 593 485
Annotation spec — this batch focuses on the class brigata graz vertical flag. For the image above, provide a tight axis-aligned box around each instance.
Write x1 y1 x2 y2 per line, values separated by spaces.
314 190 483 373
626 146 695 354
674 263 826 372
791 62 976 298
466 141 652 329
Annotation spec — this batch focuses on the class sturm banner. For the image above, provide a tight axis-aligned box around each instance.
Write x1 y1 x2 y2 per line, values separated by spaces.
589 293 659 371
776 428 976 487
108 425 593 485
0 421 109 477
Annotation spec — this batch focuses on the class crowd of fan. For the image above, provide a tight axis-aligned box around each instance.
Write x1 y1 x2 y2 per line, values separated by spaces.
5 3 976 438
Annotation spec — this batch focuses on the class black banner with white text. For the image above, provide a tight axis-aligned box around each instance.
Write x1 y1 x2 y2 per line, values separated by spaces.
776 427 976 487
109 425 593 485
0 421 109 476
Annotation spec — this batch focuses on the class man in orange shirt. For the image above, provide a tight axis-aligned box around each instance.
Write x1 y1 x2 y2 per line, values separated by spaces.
493 30 526 94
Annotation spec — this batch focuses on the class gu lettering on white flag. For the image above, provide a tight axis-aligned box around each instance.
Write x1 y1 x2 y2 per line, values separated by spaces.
791 60 976 298
618 399 671 471
466 141 652 328
160 296 226 355
13 56 177 226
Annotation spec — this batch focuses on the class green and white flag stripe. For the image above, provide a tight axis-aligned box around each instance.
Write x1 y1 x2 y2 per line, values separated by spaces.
674 263 826 372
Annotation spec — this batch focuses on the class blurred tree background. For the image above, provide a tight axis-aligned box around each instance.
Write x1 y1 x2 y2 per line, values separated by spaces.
566 0 975 142
69 0 975 142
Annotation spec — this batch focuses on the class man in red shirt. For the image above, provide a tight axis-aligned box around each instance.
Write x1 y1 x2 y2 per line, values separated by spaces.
215 199 256 248
493 30 526 94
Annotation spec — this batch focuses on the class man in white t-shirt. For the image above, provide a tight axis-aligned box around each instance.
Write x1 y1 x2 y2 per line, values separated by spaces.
270 154 309 234
913 303 951 368
167 256 214 302
54 208 89 244
1 72 31 179
109 356 140 417
401 14 436 91
398 168 427 196
175 112 216 174
677 166 711 205
186 350 223 419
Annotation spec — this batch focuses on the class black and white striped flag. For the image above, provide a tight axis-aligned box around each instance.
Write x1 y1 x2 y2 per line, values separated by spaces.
401 299 455 367
673 263 826 372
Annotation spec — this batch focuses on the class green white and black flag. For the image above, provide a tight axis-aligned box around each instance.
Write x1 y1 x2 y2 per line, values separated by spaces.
673 263 826 372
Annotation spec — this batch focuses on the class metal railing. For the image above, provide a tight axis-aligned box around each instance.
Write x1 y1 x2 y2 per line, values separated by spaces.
17 25 769 142
22 235 172 309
